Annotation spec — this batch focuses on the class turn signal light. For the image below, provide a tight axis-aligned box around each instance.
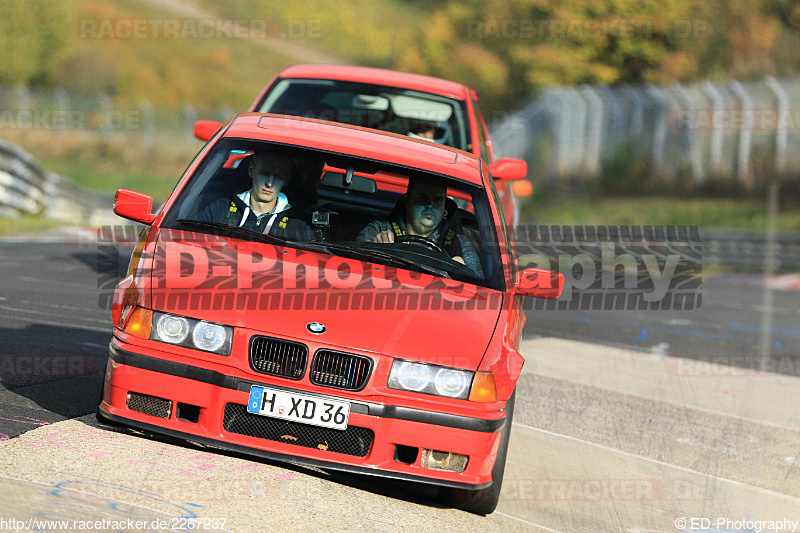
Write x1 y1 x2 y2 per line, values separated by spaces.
468 371 497 402
123 307 152 339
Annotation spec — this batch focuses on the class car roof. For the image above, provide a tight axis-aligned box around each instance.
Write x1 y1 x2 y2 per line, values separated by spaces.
223 113 484 185
276 64 471 101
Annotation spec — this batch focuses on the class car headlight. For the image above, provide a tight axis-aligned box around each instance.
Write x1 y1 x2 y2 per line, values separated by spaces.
155 314 190 344
193 321 228 353
388 359 472 399
151 311 233 355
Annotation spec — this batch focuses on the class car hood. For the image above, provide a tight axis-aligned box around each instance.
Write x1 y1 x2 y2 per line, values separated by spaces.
149 232 503 370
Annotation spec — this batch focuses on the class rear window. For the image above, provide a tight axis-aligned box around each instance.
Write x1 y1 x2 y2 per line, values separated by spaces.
256 79 470 152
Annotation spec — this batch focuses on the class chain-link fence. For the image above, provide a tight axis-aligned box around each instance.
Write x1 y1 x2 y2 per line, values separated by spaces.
489 76 800 187
0 85 231 158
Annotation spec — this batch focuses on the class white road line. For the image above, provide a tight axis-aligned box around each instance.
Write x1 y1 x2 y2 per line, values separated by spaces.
0 312 108 333
0 305 108 325
81 343 109 350
512 422 800 503
22 300 108 316
496 511 563 532
16 276 95 290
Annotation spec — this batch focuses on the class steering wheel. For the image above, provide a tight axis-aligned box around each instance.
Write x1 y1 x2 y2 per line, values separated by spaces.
395 234 448 256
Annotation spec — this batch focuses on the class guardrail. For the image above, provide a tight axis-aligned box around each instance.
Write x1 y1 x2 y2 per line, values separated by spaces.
0 137 47 217
0 137 114 224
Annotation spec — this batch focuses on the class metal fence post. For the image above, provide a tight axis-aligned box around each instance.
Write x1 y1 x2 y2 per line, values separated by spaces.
98 94 113 143
139 99 156 152
540 89 561 186
765 76 789 175
702 82 725 176
729 80 753 183
182 104 198 149
13 84 29 112
645 84 670 175
54 89 69 137
567 88 586 176
623 85 644 141
580 86 604 176
759 182 778 357
550 89 570 179
673 82 704 182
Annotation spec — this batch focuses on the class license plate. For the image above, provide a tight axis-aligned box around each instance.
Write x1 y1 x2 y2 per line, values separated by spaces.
247 385 350 431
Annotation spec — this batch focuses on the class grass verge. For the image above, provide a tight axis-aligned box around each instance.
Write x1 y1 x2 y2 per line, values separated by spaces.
521 193 800 232
0 213 62 237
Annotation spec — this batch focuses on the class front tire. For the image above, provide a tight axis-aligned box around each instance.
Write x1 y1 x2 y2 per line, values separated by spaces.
439 390 516 515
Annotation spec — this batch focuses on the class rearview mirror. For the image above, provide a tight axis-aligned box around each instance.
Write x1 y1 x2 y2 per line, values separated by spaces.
114 189 155 225
320 169 377 194
194 120 223 141
489 158 527 181
514 268 563 299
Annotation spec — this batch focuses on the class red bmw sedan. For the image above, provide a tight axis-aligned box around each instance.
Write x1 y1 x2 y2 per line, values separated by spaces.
102 113 561 515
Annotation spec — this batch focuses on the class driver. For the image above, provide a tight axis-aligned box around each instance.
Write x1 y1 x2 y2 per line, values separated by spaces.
357 177 484 277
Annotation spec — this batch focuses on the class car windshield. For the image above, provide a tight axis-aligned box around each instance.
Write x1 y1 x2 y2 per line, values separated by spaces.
255 79 470 152
162 139 503 290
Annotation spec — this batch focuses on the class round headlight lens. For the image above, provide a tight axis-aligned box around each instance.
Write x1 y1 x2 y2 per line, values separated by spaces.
434 368 469 398
155 314 189 344
192 321 227 353
396 361 431 392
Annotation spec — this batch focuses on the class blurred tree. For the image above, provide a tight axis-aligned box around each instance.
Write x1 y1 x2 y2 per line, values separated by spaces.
398 0 798 114
0 0 76 86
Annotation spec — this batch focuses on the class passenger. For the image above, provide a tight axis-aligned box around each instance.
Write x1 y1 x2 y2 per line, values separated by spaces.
357 177 484 277
197 152 312 240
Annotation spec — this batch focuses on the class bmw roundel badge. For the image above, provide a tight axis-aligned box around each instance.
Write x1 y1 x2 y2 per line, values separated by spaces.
307 322 326 334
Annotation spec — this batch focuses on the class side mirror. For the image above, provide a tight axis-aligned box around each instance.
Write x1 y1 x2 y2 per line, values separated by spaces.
114 189 155 225
514 268 563 299
488 158 527 181
194 120 223 141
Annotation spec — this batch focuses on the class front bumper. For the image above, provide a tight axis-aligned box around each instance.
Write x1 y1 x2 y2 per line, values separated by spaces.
101 342 507 490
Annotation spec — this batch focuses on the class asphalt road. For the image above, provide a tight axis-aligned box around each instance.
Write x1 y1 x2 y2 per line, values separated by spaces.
522 273 800 363
1 231 799 531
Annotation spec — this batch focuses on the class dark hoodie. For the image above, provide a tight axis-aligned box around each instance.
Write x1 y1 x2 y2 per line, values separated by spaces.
197 191 313 240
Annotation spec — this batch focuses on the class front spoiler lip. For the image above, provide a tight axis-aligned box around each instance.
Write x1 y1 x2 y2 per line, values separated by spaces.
108 342 506 433
97 406 493 491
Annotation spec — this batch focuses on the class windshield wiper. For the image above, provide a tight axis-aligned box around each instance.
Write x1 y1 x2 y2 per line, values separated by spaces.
176 219 290 246
316 242 452 279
